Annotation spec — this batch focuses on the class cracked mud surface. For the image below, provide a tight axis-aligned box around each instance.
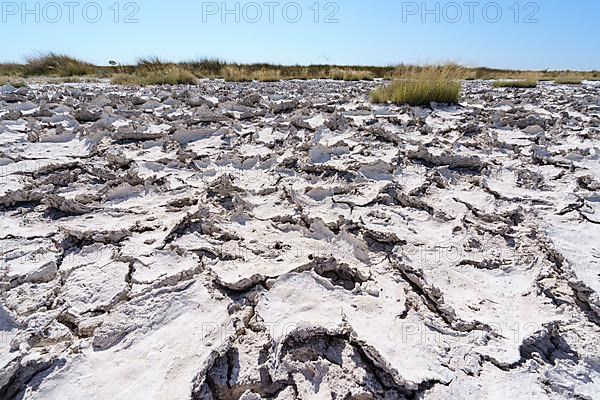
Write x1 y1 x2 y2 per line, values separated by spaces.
1 79 599 399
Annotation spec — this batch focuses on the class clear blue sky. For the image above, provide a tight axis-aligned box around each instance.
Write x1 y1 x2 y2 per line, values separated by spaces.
1 0 598 70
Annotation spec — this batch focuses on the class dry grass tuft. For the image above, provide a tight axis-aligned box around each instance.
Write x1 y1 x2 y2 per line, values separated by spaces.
370 66 460 106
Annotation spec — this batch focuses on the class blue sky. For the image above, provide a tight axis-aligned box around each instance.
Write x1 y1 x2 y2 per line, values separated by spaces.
1 0 598 70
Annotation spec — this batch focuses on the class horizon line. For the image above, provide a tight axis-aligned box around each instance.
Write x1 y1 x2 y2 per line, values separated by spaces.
1 53 598 73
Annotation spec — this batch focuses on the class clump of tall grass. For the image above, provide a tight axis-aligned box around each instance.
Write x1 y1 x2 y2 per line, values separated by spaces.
0 76 26 87
329 68 374 81
0 63 26 77
25 53 94 76
554 76 582 85
0 62 27 86
179 58 227 77
251 69 283 82
493 80 538 88
150 69 195 85
370 66 460 106
111 58 197 85
222 66 283 82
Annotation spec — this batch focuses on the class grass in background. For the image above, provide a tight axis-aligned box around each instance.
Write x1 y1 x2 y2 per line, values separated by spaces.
0 76 26 87
370 66 461 106
0 63 25 77
111 58 197 85
1 54 600 85
0 63 27 87
554 76 583 85
222 66 283 82
177 58 227 79
24 53 94 76
221 65 373 81
493 80 538 88
329 68 374 81
112 68 196 85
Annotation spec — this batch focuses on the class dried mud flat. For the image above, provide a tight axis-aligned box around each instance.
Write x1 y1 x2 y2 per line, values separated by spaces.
0 79 599 399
